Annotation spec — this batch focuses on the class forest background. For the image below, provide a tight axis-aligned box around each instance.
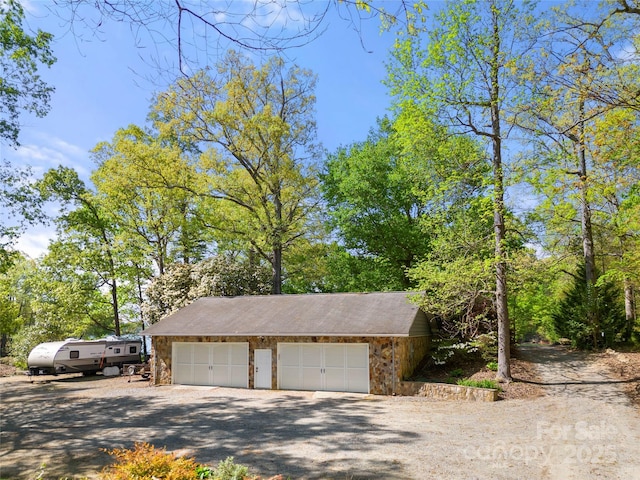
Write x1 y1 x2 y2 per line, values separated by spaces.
1 0 639 377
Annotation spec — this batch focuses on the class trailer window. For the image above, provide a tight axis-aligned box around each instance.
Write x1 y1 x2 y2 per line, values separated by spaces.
129 346 137 354
114 348 121 354
70 350 79 359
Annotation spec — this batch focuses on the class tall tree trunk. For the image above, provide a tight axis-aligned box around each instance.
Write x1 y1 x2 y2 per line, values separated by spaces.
490 5 511 382
576 97 598 347
272 245 282 294
272 190 283 294
111 278 121 336
493 140 511 382
624 278 636 340
135 264 148 359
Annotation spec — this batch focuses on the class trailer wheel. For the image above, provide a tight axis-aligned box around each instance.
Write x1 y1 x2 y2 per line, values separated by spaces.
127 365 136 376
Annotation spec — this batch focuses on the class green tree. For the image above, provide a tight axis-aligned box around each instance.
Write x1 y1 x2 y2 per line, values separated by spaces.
0 253 34 356
0 0 55 146
91 124 207 275
152 51 321 294
36 166 129 336
322 115 486 289
553 264 626 348
142 255 271 325
7 249 121 365
516 1 640 346
590 109 640 338
387 0 536 380
322 119 428 289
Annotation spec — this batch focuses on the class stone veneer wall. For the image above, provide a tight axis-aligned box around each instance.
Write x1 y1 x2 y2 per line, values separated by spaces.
150 335 431 395
397 381 499 401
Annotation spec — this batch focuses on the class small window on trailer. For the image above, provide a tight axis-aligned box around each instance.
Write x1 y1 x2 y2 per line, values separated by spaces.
70 351 79 359
114 348 121 354
129 346 137 354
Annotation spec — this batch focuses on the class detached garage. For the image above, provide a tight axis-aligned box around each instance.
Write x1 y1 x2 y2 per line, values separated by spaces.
142 292 434 395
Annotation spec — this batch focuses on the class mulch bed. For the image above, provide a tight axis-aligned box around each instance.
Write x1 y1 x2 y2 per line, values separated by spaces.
410 345 545 401
595 349 640 408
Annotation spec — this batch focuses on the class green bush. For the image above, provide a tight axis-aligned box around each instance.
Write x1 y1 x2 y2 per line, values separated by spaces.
485 361 498 371
429 339 479 366
470 332 498 362
210 457 249 480
456 378 501 390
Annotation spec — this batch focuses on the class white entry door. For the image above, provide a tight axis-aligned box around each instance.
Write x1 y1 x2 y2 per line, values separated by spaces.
277 343 369 393
173 342 249 388
254 349 272 389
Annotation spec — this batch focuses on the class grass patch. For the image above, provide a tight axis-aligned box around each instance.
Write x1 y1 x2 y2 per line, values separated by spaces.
456 378 501 391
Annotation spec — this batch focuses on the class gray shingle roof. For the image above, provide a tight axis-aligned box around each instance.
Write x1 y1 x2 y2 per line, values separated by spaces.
142 291 428 337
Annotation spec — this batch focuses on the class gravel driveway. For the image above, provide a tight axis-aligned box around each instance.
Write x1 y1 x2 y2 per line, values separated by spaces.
2 344 640 479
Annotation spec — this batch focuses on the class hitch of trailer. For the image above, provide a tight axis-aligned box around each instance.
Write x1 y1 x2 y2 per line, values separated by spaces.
123 362 151 382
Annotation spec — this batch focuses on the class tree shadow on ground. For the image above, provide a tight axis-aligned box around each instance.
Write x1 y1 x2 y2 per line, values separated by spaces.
1 379 418 479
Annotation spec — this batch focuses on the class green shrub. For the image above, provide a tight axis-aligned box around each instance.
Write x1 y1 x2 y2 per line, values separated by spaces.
211 457 249 480
429 339 479 366
470 332 498 362
456 378 501 390
448 368 464 378
486 361 498 371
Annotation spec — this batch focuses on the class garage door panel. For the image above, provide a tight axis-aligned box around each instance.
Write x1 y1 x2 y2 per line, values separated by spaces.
212 364 228 384
173 342 248 388
230 344 247 364
279 345 299 367
229 365 248 388
347 345 368 368
324 345 345 368
193 364 210 384
324 367 346 391
212 344 228 365
347 376 368 393
279 366 300 389
302 345 322 367
175 343 191 364
193 344 210 364
174 363 192 384
278 343 369 394
302 366 322 390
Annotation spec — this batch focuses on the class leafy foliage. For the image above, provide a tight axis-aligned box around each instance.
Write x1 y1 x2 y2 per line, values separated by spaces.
323 114 487 290
101 442 200 480
0 0 56 146
152 51 321 293
91 125 207 274
553 264 626 349
143 255 272 325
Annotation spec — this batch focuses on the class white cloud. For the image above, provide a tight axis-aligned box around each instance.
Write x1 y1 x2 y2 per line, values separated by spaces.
10 134 90 180
15 227 55 260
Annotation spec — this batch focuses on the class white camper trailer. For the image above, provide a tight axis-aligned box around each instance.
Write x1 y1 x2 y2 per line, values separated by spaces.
27 337 142 377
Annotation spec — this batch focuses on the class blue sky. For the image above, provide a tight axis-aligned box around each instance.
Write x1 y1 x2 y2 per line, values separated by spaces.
8 1 399 257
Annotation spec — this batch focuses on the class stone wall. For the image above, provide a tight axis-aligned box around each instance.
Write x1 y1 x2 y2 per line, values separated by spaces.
150 335 431 395
397 381 499 401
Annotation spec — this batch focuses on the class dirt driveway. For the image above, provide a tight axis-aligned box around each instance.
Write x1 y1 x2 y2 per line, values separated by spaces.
2 344 640 480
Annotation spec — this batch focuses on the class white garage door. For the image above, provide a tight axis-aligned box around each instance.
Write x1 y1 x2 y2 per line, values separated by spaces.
173 342 248 388
278 343 369 393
